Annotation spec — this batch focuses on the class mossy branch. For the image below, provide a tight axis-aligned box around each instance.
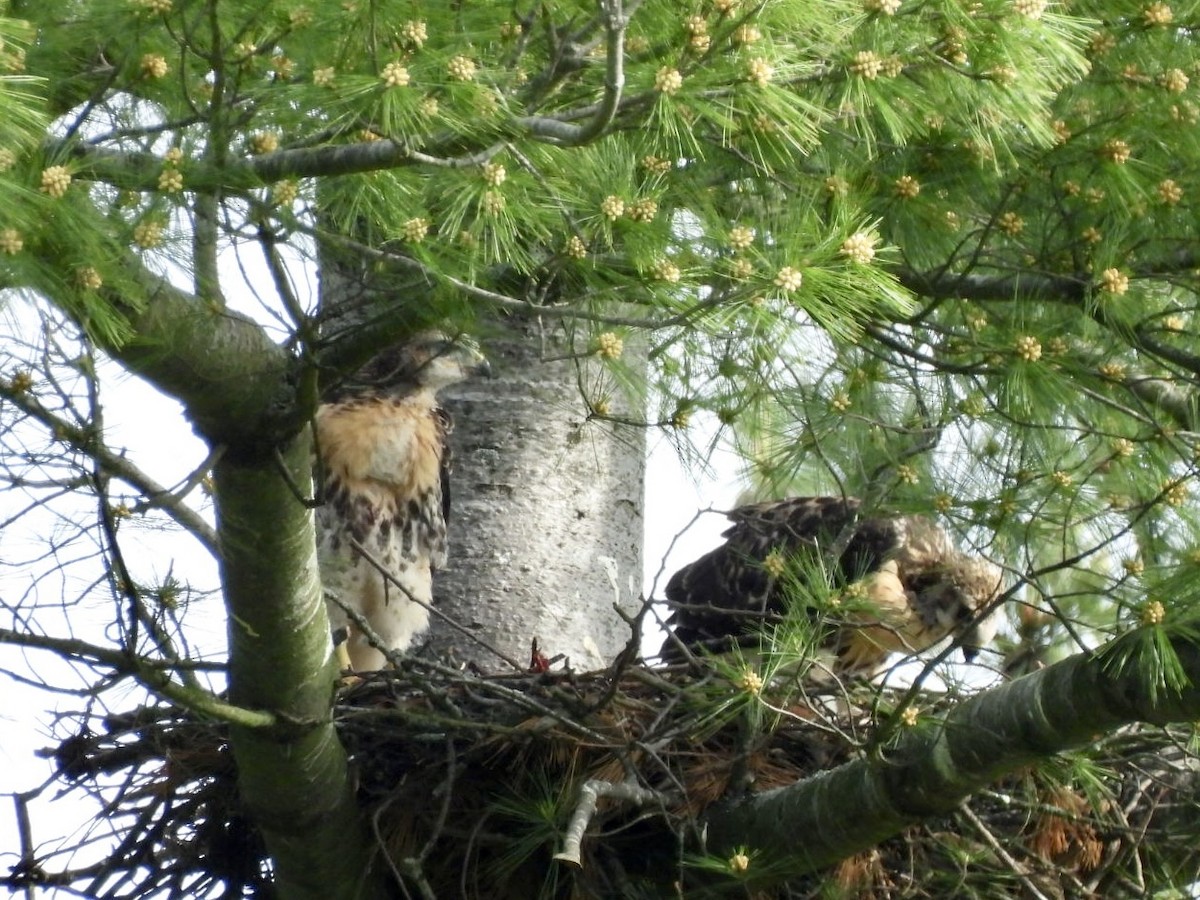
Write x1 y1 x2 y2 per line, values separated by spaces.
703 631 1200 886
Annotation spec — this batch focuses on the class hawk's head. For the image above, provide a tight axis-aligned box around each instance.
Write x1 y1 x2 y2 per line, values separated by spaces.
914 555 1004 662
950 556 1008 662
341 331 491 398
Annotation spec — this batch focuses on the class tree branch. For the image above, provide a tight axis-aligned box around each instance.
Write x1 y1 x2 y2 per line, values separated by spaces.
703 632 1200 885
101 258 300 447
897 246 1199 306
554 778 664 866
213 439 391 900
1124 376 1200 431
0 627 272 727
897 267 1088 303
893 258 1200 433
0 375 219 554
536 0 627 146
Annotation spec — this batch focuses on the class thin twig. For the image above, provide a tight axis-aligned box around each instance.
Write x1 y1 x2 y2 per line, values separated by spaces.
347 536 528 672
958 800 1053 900
0 627 274 728
0 377 219 553
417 735 459 865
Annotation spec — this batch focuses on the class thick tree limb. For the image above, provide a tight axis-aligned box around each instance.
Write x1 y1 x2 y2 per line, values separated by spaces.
214 439 391 900
73 107 623 194
898 247 1198 304
1125 376 1200 431
703 634 1200 884
897 268 1088 304
72 249 409 898
101 260 300 447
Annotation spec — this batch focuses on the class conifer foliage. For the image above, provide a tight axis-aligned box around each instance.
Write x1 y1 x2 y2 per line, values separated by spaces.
3 0 1200 895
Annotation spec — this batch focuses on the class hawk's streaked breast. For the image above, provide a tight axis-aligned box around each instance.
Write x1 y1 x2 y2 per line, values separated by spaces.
317 396 448 566
314 332 488 672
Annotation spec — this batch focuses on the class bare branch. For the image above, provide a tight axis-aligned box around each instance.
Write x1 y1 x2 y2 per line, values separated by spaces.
704 635 1200 881
0 375 219 554
0 627 272 727
554 778 664 866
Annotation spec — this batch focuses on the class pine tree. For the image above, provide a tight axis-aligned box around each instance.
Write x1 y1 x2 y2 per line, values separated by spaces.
3 0 1200 895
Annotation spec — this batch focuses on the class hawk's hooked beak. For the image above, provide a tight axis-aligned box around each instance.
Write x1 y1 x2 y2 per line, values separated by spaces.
959 607 1001 662
447 337 491 380
471 357 493 379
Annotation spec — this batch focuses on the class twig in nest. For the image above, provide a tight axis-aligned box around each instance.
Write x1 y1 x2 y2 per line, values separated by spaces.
958 800 1054 900
553 778 663 867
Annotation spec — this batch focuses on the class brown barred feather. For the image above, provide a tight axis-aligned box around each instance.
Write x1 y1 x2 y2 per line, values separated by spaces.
315 333 488 672
663 496 1003 676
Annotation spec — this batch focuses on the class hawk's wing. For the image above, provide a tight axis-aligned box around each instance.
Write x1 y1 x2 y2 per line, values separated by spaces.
663 496 1001 674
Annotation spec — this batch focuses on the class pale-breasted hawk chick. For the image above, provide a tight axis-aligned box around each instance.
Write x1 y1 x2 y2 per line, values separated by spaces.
663 496 1003 676
316 332 489 671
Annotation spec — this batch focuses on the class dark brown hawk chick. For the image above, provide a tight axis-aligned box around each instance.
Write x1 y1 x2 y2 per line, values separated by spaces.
663 496 1003 676
316 331 490 671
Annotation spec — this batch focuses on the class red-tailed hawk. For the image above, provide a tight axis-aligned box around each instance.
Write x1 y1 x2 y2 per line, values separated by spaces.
663 496 1003 676
316 332 489 671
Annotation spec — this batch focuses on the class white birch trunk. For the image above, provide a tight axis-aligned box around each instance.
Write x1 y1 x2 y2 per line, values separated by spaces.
434 320 645 673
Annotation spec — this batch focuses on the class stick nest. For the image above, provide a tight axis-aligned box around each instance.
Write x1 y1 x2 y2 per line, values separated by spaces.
10 660 1195 899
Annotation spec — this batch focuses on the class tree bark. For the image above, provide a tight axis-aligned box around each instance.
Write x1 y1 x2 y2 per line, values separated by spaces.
107 261 302 446
214 439 387 900
704 637 1200 883
433 318 645 673
87 259 393 900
